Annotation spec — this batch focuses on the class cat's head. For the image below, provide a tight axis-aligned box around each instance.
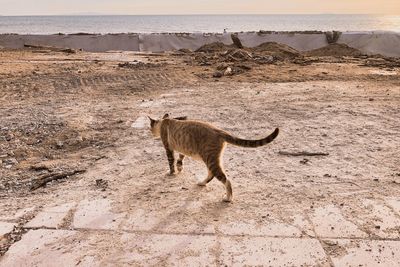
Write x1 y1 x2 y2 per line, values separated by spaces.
148 113 187 138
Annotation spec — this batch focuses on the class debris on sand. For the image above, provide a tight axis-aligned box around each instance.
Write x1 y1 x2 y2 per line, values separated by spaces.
177 48 192 54
194 41 299 77
279 151 329 157
118 61 160 69
360 56 400 69
225 49 253 61
306 43 363 57
95 179 108 190
196 42 234 53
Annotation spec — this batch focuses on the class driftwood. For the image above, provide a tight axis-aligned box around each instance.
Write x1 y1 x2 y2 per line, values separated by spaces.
30 169 86 191
231 34 244 49
24 44 77 53
278 151 329 157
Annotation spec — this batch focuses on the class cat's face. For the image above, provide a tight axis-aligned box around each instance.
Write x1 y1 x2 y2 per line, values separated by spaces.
148 117 162 138
148 113 187 138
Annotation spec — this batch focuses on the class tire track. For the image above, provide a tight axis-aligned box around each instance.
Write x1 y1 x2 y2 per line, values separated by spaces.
0 69 198 100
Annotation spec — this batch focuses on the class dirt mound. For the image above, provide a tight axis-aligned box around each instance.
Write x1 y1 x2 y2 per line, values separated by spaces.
252 42 301 59
196 42 233 53
306 43 363 57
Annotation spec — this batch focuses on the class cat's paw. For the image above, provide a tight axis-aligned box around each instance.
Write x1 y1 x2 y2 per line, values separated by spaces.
222 195 232 202
166 171 176 177
176 165 183 173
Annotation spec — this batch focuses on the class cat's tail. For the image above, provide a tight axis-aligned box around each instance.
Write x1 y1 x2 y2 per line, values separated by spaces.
221 128 279 148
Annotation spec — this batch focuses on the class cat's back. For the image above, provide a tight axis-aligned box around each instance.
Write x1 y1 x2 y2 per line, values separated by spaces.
169 119 220 134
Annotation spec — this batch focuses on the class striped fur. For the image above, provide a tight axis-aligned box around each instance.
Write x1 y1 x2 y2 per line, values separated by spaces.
149 114 279 202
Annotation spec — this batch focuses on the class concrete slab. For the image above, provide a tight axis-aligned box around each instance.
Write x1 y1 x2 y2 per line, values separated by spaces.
361 199 400 239
219 236 329 266
25 203 75 228
72 198 125 230
218 220 302 237
327 239 400 267
385 198 400 216
0 229 77 267
0 222 15 239
121 201 215 234
311 205 368 238
0 207 35 221
0 229 217 266
116 233 217 266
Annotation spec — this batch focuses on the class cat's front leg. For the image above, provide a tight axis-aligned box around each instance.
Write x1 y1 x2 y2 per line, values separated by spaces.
165 148 176 176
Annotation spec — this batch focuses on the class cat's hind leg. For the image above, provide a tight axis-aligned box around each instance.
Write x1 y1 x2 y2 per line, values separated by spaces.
176 154 185 173
215 170 232 202
206 157 232 202
197 169 214 186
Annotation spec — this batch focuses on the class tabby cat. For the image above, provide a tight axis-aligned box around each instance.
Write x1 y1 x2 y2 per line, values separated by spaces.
149 114 279 202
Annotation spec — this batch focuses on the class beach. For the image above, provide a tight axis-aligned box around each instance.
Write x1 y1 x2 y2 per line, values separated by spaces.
0 42 400 265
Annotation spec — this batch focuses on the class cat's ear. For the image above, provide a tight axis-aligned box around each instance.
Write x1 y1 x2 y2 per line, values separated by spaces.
174 116 187 121
162 113 170 119
148 116 156 125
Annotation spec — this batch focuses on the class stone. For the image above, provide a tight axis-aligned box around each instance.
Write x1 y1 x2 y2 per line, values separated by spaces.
212 71 223 78
131 116 148 129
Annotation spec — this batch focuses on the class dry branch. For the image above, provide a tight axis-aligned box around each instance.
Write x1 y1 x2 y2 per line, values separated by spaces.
278 151 329 157
231 34 244 49
30 169 86 191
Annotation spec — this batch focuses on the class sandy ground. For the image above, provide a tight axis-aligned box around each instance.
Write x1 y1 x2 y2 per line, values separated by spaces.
0 47 400 266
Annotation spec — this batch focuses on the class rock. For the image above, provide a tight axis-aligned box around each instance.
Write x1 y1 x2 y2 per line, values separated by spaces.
213 71 223 78
56 140 64 149
300 158 310 165
95 179 108 190
216 63 229 71
224 67 233 76
3 158 18 165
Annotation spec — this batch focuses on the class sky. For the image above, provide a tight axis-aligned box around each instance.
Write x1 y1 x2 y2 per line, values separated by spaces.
0 0 399 16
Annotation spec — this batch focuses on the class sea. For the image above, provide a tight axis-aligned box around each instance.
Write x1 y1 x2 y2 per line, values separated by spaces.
0 15 399 34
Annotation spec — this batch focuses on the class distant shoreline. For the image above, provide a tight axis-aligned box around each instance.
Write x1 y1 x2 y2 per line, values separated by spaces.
0 14 399 34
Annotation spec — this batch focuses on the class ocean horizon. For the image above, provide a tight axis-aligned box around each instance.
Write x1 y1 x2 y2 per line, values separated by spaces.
0 14 399 34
